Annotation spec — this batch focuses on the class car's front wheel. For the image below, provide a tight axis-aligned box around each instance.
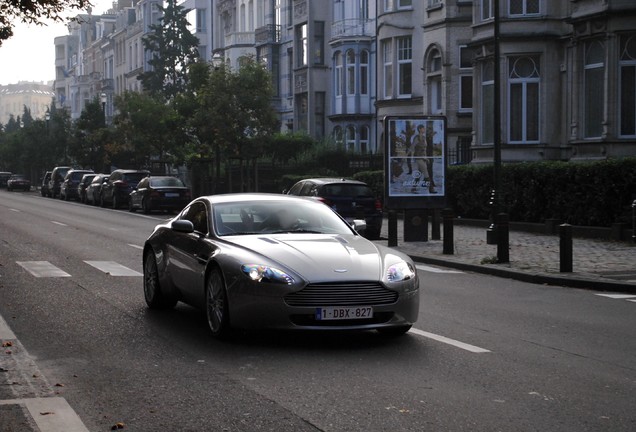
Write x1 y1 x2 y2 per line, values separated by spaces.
206 267 231 339
143 251 177 309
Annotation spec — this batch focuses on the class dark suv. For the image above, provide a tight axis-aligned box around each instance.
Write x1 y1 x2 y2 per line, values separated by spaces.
60 169 94 201
286 178 383 239
100 169 150 209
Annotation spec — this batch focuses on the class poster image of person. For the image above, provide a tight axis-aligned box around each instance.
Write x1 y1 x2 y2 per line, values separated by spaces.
387 118 445 197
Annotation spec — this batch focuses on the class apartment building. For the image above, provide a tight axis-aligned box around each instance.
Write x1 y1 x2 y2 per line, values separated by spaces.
0 82 55 125
50 0 636 162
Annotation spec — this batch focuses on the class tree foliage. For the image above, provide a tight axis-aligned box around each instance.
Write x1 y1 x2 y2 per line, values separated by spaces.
0 0 90 46
138 0 199 100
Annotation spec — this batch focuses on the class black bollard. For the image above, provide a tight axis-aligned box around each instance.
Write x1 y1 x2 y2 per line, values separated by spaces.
442 208 454 255
388 210 398 247
560 223 573 272
431 209 441 240
496 213 509 263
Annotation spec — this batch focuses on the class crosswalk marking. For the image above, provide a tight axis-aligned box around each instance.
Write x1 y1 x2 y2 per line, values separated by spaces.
415 264 463 274
595 294 636 300
84 261 142 276
16 261 71 278
51 221 68 226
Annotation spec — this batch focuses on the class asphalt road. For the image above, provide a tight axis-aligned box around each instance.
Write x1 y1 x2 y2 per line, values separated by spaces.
1 190 635 431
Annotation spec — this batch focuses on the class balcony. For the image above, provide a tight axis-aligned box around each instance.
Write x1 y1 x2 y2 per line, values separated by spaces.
225 32 255 47
331 19 375 40
255 24 281 46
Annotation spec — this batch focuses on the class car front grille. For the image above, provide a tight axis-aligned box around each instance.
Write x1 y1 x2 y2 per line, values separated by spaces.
285 282 398 307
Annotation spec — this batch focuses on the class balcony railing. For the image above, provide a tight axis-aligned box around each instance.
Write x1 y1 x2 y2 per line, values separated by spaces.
331 19 375 39
255 24 281 45
225 32 255 47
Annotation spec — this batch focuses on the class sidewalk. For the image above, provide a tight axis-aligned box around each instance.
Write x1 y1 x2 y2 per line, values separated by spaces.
375 219 636 293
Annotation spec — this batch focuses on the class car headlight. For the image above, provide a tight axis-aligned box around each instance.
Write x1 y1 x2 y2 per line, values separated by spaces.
386 261 416 282
241 264 294 285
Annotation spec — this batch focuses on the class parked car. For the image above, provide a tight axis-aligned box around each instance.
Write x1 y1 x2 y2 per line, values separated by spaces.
0 172 12 188
142 193 419 339
48 166 71 198
77 173 97 203
85 174 109 206
40 171 52 197
286 178 383 240
129 176 191 214
7 174 31 191
60 169 94 201
100 169 149 209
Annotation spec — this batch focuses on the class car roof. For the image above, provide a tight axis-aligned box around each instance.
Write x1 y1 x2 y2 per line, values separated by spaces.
297 178 366 186
197 193 312 205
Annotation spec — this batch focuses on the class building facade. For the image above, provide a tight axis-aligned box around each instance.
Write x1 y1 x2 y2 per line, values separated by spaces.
48 0 636 163
0 82 55 125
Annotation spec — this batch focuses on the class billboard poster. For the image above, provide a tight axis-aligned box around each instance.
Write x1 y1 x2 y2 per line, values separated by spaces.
384 116 446 209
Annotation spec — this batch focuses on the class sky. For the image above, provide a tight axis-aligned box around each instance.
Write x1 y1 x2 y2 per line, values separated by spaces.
0 1 114 86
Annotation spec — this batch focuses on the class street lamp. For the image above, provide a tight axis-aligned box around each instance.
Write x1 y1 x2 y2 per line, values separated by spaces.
100 92 107 125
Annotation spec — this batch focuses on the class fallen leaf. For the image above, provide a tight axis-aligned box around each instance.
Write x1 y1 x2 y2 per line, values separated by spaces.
40 412 55 416
54 383 65 387
111 422 126 430
2 341 13 347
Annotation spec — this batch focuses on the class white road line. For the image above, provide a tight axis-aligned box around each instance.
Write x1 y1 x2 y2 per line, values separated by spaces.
128 244 143 250
409 328 491 353
84 261 142 277
10 208 20 212
50 221 68 226
415 264 462 274
0 314 17 340
0 398 89 432
595 294 636 299
16 261 71 278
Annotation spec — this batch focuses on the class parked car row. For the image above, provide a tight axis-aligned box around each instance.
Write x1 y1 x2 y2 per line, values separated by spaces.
39 166 191 214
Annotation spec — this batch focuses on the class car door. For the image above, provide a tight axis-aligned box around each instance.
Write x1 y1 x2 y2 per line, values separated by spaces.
166 201 211 305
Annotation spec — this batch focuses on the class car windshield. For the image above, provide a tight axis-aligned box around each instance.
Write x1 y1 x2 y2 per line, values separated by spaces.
321 184 374 197
212 200 354 236
150 177 184 187
123 173 148 184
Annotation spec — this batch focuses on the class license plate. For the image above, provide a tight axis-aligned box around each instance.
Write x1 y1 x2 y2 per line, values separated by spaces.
316 306 373 320
164 193 179 197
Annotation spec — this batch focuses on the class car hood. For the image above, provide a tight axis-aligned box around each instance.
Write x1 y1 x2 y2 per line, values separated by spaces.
228 234 385 281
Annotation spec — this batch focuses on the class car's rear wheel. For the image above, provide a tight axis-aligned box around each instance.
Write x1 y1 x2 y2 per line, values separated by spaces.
128 199 136 212
100 194 106 207
143 251 177 309
112 194 120 209
206 267 231 339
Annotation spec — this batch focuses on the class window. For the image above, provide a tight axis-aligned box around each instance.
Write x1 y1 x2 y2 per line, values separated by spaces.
287 48 294 96
296 23 308 67
333 126 343 147
314 22 324 65
481 61 494 144
346 125 356 151
384 0 411 11
360 50 369 95
346 50 356 95
427 48 442 113
620 34 636 137
315 92 325 138
335 51 343 97
508 55 540 143
509 0 539 16
383 40 393 98
482 0 494 20
296 93 308 131
360 126 369 153
584 40 605 138
397 37 412 97
196 9 206 32
459 46 473 112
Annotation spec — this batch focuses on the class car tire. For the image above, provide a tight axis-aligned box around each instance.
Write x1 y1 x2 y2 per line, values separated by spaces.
128 200 135 212
142 198 151 214
100 194 106 208
113 195 120 209
376 325 411 337
143 251 177 309
205 267 232 339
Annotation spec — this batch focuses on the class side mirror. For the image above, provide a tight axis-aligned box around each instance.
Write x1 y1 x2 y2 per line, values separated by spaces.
351 219 367 233
171 219 194 233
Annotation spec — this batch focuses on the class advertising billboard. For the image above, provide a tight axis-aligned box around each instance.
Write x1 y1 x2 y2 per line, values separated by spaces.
384 116 447 209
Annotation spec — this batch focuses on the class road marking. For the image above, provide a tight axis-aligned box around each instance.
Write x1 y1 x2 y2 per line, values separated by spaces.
84 261 142 276
50 221 67 226
128 244 143 250
16 261 71 278
0 314 17 340
0 397 89 432
415 264 462 274
595 294 636 300
10 208 20 212
409 328 491 353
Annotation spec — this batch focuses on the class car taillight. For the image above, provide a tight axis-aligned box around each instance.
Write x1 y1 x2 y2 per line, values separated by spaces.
316 197 332 207
150 191 161 197
375 199 383 211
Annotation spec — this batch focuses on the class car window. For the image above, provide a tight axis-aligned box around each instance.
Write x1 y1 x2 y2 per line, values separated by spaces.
321 184 373 197
300 182 315 196
288 182 304 195
124 173 148 184
150 177 184 187
180 202 209 234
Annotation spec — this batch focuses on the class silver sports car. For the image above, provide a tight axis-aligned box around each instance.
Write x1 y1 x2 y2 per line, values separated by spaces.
142 193 419 338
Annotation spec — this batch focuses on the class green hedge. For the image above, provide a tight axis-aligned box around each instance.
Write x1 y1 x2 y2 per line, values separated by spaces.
358 158 636 227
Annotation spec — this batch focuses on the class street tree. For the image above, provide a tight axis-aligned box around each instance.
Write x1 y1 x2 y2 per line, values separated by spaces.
0 0 90 46
191 57 278 191
71 97 109 170
138 0 200 101
113 91 185 171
